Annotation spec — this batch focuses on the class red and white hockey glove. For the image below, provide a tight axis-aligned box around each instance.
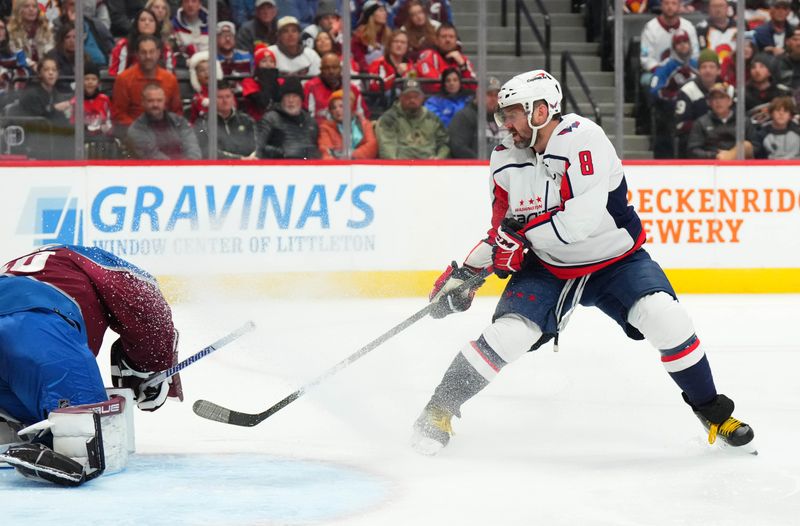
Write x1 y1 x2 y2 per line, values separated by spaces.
429 261 485 319
492 221 532 276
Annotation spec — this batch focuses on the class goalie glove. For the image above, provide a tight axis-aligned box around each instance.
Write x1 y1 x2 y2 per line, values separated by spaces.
429 261 485 319
110 340 174 412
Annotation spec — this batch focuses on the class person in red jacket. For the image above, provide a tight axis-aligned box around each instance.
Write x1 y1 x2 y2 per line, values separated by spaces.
367 29 414 93
415 22 475 93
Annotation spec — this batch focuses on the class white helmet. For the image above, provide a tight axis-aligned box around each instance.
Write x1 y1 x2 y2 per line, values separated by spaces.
494 69 562 147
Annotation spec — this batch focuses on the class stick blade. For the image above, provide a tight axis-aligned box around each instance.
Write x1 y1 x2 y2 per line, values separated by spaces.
192 400 262 427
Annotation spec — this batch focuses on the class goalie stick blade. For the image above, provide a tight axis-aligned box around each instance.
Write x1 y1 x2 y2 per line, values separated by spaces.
192 400 263 427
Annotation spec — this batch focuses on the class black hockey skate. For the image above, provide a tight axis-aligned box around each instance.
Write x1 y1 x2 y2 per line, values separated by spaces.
411 402 454 456
684 393 756 454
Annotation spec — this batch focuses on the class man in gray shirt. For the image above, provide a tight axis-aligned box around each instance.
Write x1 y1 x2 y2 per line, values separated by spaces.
126 83 201 159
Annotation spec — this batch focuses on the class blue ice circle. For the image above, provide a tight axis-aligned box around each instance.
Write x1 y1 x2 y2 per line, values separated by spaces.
1 454 389 525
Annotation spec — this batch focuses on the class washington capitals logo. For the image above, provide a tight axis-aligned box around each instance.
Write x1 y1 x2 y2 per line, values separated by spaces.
558 121 581 135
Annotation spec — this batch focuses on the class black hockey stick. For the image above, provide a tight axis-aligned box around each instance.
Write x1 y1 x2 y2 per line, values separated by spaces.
192 270 490 427
141 321 256 389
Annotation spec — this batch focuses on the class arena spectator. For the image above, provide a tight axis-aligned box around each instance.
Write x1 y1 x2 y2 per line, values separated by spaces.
423 67 470 127
367 29 413 93
746 53 791 124
19 56 70 125
195 81 258 159
304 52 367 122
241 44 280 120
18 56 73 158
109 8 175 77
111 35 182 128
236 0 278 54
448 76 508 159
82 0 112 31
687 82 760 159
71 61 117 158
318 88 378 159
695 0 736 60
675 48 721 156
352 0 390 71
0 18 30 102
268 16 320 77
188 50 223 124
415 23 475 93
301 0 341 50
44 21 76 93
171 0 209 64
639 0 699 87
650 29 698 157
107 0 147 37
51 0 114 67
745 1 772 30
230 0 256 29
217 21 253 78
145 0 173 41
127 82 201 159
760 96 800 158
376 77 449 159
774 27 800 88
312 30 359 75
7 0 54 68
401 0 439 60
387 0 452 28
720 37 755 86
257 77 320 158
753 0 794 55
275 0 322 28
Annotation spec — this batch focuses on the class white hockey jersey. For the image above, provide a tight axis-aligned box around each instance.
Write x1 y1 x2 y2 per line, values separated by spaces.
464 114 645 279
640 16 700 72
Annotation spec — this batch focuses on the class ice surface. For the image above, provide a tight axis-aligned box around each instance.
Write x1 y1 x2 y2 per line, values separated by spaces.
2 294 800 525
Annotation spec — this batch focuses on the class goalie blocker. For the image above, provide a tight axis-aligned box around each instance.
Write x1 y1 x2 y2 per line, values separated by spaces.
0 389 135 486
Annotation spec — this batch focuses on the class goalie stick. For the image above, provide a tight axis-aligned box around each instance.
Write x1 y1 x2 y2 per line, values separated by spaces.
141 320 256 389
193 270 490 427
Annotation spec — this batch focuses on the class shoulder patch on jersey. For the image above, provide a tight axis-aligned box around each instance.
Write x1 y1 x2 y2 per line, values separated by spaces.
494 144 508 151
557 121 581 135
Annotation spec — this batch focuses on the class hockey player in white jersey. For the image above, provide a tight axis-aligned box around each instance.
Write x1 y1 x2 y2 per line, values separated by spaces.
411 69 755 455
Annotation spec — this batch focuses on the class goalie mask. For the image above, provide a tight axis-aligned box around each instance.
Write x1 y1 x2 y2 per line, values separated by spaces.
494 70 562 147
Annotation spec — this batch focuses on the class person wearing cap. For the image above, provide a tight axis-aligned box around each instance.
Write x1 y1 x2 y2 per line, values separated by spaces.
301 0 342 50
304 51 368 122
415 22 475 94
170 0 209 64
275 0 331 29
352 0 390 71
195 80 259 159
639 0 699 77
687 81 760 159
746 53 790 117
376 77 449 159
753 0 795 56
448 76 509 159
268 15 321 77
257 76 320 158
674 47 721 156
71 60 117 158
236 0 279 54
241 44 281 120
695 0 736 60
649 29 698 157
774 27 800 88
318 88 378 159
217 21 253 78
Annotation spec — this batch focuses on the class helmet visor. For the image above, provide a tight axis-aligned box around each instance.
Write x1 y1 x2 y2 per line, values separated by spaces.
493 106 528 128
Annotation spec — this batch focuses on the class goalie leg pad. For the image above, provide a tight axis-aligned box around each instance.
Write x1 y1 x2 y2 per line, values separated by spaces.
0 442 87 486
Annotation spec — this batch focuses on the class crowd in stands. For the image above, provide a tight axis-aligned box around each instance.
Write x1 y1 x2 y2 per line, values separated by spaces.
0 0 510 160
638 0 800 159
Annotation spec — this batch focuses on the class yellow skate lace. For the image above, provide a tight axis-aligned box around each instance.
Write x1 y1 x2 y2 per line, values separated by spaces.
707 417 743 445
431 410 454 436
